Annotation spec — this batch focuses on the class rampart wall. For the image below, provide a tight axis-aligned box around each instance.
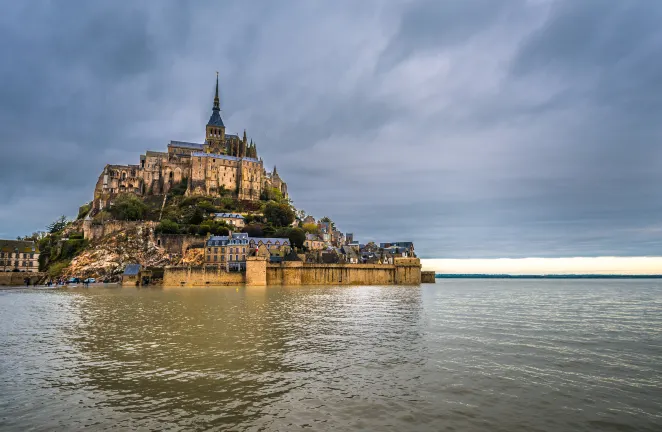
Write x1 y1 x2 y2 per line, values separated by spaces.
0 272 47 286
156 234 204 256
163 266 245 287
164 258 422 287
83 220 157 241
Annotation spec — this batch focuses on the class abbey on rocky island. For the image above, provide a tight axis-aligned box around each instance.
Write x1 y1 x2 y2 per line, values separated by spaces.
92 74 287 210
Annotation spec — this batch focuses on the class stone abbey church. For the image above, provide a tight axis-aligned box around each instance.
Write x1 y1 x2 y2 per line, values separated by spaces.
93 75 287 210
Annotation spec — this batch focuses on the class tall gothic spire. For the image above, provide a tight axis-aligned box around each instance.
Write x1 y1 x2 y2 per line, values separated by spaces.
213 71 220 111
207 72 225 127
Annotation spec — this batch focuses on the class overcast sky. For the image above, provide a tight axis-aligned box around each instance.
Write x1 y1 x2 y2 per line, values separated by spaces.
1 0 661 259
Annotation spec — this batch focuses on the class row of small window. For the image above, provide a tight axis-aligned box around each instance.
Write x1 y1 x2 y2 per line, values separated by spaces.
0 253 35 259
207 247 247 253
211 255 245 262
0 261 34 267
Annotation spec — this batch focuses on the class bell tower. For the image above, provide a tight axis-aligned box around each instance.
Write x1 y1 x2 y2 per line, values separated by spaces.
205 72 226 154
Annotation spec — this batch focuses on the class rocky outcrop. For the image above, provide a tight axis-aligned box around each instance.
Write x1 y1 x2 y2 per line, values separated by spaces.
66 223 173 279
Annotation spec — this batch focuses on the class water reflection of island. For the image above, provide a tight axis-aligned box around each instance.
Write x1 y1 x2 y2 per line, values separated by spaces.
62 286 425 429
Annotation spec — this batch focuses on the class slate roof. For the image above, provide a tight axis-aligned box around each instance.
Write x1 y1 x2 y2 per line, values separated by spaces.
207 232 250 246
207 110 225 127
215 213 244 219
0 240 39 254
169 140 205 150
192 152 259 162
145 150 167 156
123 264 141 276
251 238 289 244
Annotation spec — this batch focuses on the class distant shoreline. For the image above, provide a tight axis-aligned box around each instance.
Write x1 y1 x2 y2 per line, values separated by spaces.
435 274 662 279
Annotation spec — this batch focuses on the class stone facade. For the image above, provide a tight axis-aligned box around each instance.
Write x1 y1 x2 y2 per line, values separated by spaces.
266 258 422 286
92 74 287 211
163 266 246 287
0 240 40 273
204 233 290 271
0 272 46 286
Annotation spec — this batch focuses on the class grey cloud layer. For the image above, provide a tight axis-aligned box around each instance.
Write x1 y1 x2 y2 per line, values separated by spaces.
1 0 660 258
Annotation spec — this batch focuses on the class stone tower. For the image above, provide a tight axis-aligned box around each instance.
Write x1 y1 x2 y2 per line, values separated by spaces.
205 73 226 154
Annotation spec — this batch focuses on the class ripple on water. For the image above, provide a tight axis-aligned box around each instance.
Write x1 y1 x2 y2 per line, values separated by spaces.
0 281 661 431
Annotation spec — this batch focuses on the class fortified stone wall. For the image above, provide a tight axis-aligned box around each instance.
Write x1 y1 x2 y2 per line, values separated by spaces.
156 235 204 256
394 257 422 285
163 266 245 287
245 256 267 286
163 258 421 287
266 259 422 286
83 220 157 241
421 271 436 283
0 272 47 286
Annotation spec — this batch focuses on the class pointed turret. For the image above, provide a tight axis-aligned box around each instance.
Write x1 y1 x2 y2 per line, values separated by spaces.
207 72 225 128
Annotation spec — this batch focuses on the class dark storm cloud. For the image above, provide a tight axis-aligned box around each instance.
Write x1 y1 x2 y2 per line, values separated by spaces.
1 0 661 258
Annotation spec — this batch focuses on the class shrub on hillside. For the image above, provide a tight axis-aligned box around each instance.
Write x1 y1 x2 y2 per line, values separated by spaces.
156 219 179 234
48 261 70 278
242 223 265 238
110 194 147 221
264 202 295 227
288 227 306 249
169 178 188 196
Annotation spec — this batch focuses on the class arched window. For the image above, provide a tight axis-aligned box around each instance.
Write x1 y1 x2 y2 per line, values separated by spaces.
169 172 173 180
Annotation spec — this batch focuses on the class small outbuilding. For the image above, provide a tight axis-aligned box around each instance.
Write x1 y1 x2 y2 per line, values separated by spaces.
122 264 141 286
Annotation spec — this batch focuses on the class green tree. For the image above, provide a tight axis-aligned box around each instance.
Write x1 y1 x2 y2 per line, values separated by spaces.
186 207 204 225
156 219 179 234
48 261 70 278
197 200 216 212
169 178 188 196
242 223 265 237
320 216 336 231
302 223 319 234
264 202 295 227
110 194 147 221
47 215 69 233
198 223 210 235
288 227 306 249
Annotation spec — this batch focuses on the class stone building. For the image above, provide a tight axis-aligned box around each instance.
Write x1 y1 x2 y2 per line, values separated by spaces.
214 213 245 229
205 233 290 271
92 74 287 211
0 240 40 272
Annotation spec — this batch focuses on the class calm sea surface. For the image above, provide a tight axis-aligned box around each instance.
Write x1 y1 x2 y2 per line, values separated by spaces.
1 280 661 431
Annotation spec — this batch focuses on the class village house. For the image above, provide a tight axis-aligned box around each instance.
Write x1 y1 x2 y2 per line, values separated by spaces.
122 264 141 286
214 213 245 229
205 233 290 271
304 233 326 251
0 240 40 272
380 242 416 257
